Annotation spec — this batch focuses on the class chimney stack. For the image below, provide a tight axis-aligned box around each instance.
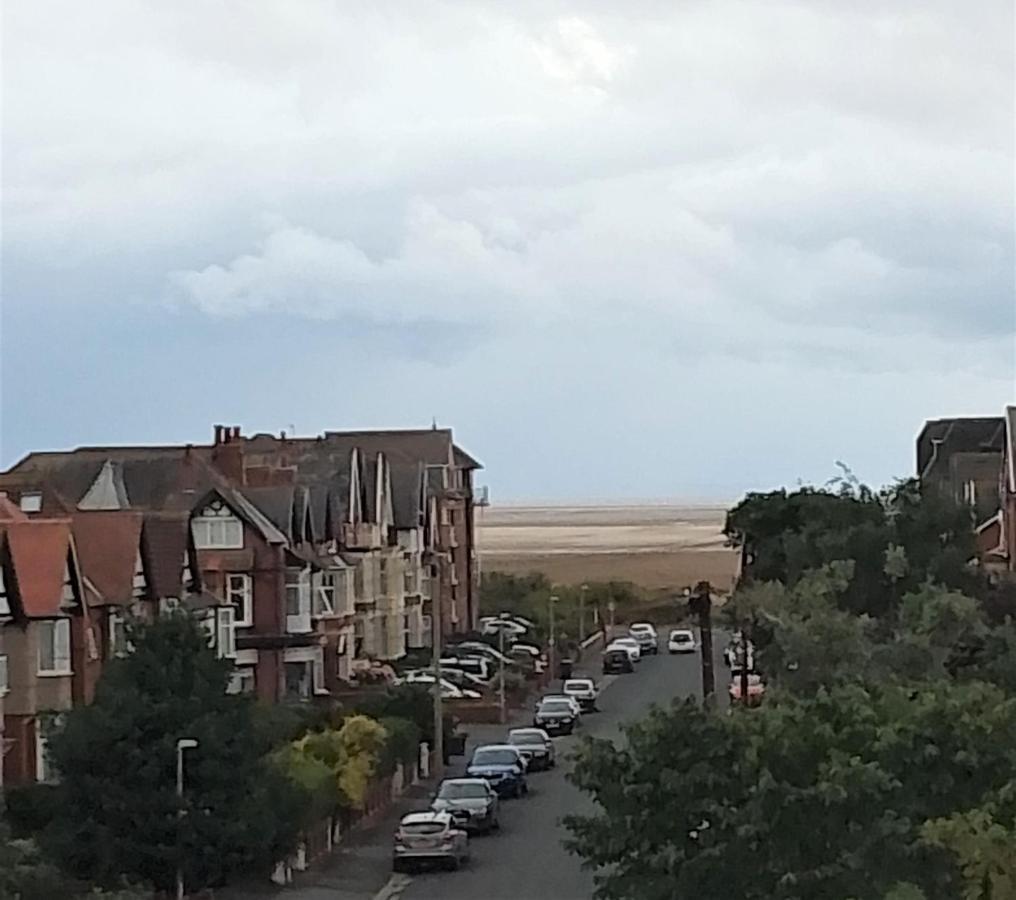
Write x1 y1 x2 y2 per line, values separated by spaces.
214 424 225 445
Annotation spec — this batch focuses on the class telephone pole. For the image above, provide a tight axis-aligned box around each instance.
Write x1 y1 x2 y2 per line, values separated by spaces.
579 584 588 643
430 561 444 777
548 594 558 682
689 581 715 708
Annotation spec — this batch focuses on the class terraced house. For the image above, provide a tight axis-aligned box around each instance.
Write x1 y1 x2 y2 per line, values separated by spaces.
0 423 482 781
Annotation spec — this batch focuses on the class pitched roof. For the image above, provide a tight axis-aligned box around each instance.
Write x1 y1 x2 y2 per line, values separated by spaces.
917 416 1005 478
0 496 29 522
3 519 76 618
71 511 144 607
142 513 193 599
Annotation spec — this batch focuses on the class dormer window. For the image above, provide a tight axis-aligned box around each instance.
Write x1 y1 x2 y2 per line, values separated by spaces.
192 500 243 550
20 492 42 513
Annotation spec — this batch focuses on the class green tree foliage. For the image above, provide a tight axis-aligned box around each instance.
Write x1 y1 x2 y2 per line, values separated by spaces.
922 786 1016 900
291 715 388 811
724 478 982 617
42 614 305 894
1 816 153 899
566 681 1016 900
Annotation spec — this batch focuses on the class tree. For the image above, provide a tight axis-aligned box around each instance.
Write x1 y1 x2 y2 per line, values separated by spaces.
43 614 305 894
0 816 153 900
724 479 983 618
566 681 1016 899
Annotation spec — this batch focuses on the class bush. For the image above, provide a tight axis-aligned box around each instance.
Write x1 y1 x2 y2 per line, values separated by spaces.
3 782 61 837
377 716 422 776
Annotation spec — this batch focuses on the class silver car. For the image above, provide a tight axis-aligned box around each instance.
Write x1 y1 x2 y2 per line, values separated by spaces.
431 778 500 833
393 810 470 872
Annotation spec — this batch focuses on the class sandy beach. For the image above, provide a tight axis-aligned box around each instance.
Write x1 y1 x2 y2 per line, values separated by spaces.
477 504 740 591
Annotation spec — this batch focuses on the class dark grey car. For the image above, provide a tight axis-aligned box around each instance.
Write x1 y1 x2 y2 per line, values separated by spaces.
430 778 501 833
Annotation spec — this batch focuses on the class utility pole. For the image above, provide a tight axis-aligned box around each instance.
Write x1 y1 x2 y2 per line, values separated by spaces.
430 561 444 777
498 622 506 724
579 584 588 643
689 581 715 708
548 594 558 682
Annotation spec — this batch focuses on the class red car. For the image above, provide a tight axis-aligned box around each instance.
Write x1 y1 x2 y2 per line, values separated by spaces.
728 673 765 706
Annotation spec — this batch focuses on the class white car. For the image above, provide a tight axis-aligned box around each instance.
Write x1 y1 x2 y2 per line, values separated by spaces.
539 693 582 718
399 673 481 699
451 642 516 667
607 637 641 663
628 623 659 655
562 678 598 712
480 618 528 640
667 629 697 653
393 810 470 872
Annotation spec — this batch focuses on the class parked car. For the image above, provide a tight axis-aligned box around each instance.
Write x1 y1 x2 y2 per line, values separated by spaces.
728 673 766 706
393 811 470 872
533 697 579 735
466 745 529 797
562 678 598 712
431 778 500 833
541 693 582 717
667 629 697 653
480 618 528 640
440 655 494 682
506 728 556 771
398 672 481 699
628 622 659 654
450 642 518 668
602 647 634 674
436 667 490 692
606 637 641 663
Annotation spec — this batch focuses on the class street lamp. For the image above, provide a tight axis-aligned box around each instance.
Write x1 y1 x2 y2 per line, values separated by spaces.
579 584 588 643
548 594 559 682
176 738 199 900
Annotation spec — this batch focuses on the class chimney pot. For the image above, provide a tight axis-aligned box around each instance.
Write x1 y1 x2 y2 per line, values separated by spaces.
214 425 224 444
233 426 241 440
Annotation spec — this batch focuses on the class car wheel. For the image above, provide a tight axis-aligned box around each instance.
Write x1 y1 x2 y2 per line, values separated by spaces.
490 815 500 832
392 858 404 874
447 856 460 872
521 780 529 796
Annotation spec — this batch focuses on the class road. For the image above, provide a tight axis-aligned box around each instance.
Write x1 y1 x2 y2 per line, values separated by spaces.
390 628 729 900
270 627 730 900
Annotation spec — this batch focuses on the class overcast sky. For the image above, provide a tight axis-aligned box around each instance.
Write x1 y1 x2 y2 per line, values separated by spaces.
3 1 1014 502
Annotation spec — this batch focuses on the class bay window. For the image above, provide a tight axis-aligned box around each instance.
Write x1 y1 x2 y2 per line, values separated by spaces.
285 567 312 633
38 619 72 675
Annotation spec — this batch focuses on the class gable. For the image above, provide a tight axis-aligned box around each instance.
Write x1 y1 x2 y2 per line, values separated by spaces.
5 519 78 618
78 460 129 510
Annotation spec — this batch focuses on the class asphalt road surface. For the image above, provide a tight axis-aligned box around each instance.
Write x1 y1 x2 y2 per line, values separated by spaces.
391 628 729 900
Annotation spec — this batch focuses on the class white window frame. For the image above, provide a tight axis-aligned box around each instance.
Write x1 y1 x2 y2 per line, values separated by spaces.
0 565 9 616
216 607 237 659
226 573 253 627
86 625 100 661
36 717 56 783
963 479 977 508
20 491 42 513
0 653 8 696
314 572 337 617
108 609 128 659
285 567 312 634
131 551 147 600
191 500 244 550
313 649 328 695
38 619 72 675
227 667 256 695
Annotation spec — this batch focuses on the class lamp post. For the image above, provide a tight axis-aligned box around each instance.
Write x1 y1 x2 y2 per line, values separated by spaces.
579 584 588 643
548 594 559 682
498 623 506 723
429 560 444 779
175 737 199 900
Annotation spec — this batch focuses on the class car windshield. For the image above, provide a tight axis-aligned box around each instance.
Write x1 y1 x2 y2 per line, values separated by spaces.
539 700 573 714
400 821 445 835
472 748 518 766
614 638 637 646
438 782 488 799
564 680 592 691
509 731 544 745
671 631 692 640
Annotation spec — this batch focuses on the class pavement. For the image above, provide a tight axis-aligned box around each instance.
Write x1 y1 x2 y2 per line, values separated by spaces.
260 626 729 900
